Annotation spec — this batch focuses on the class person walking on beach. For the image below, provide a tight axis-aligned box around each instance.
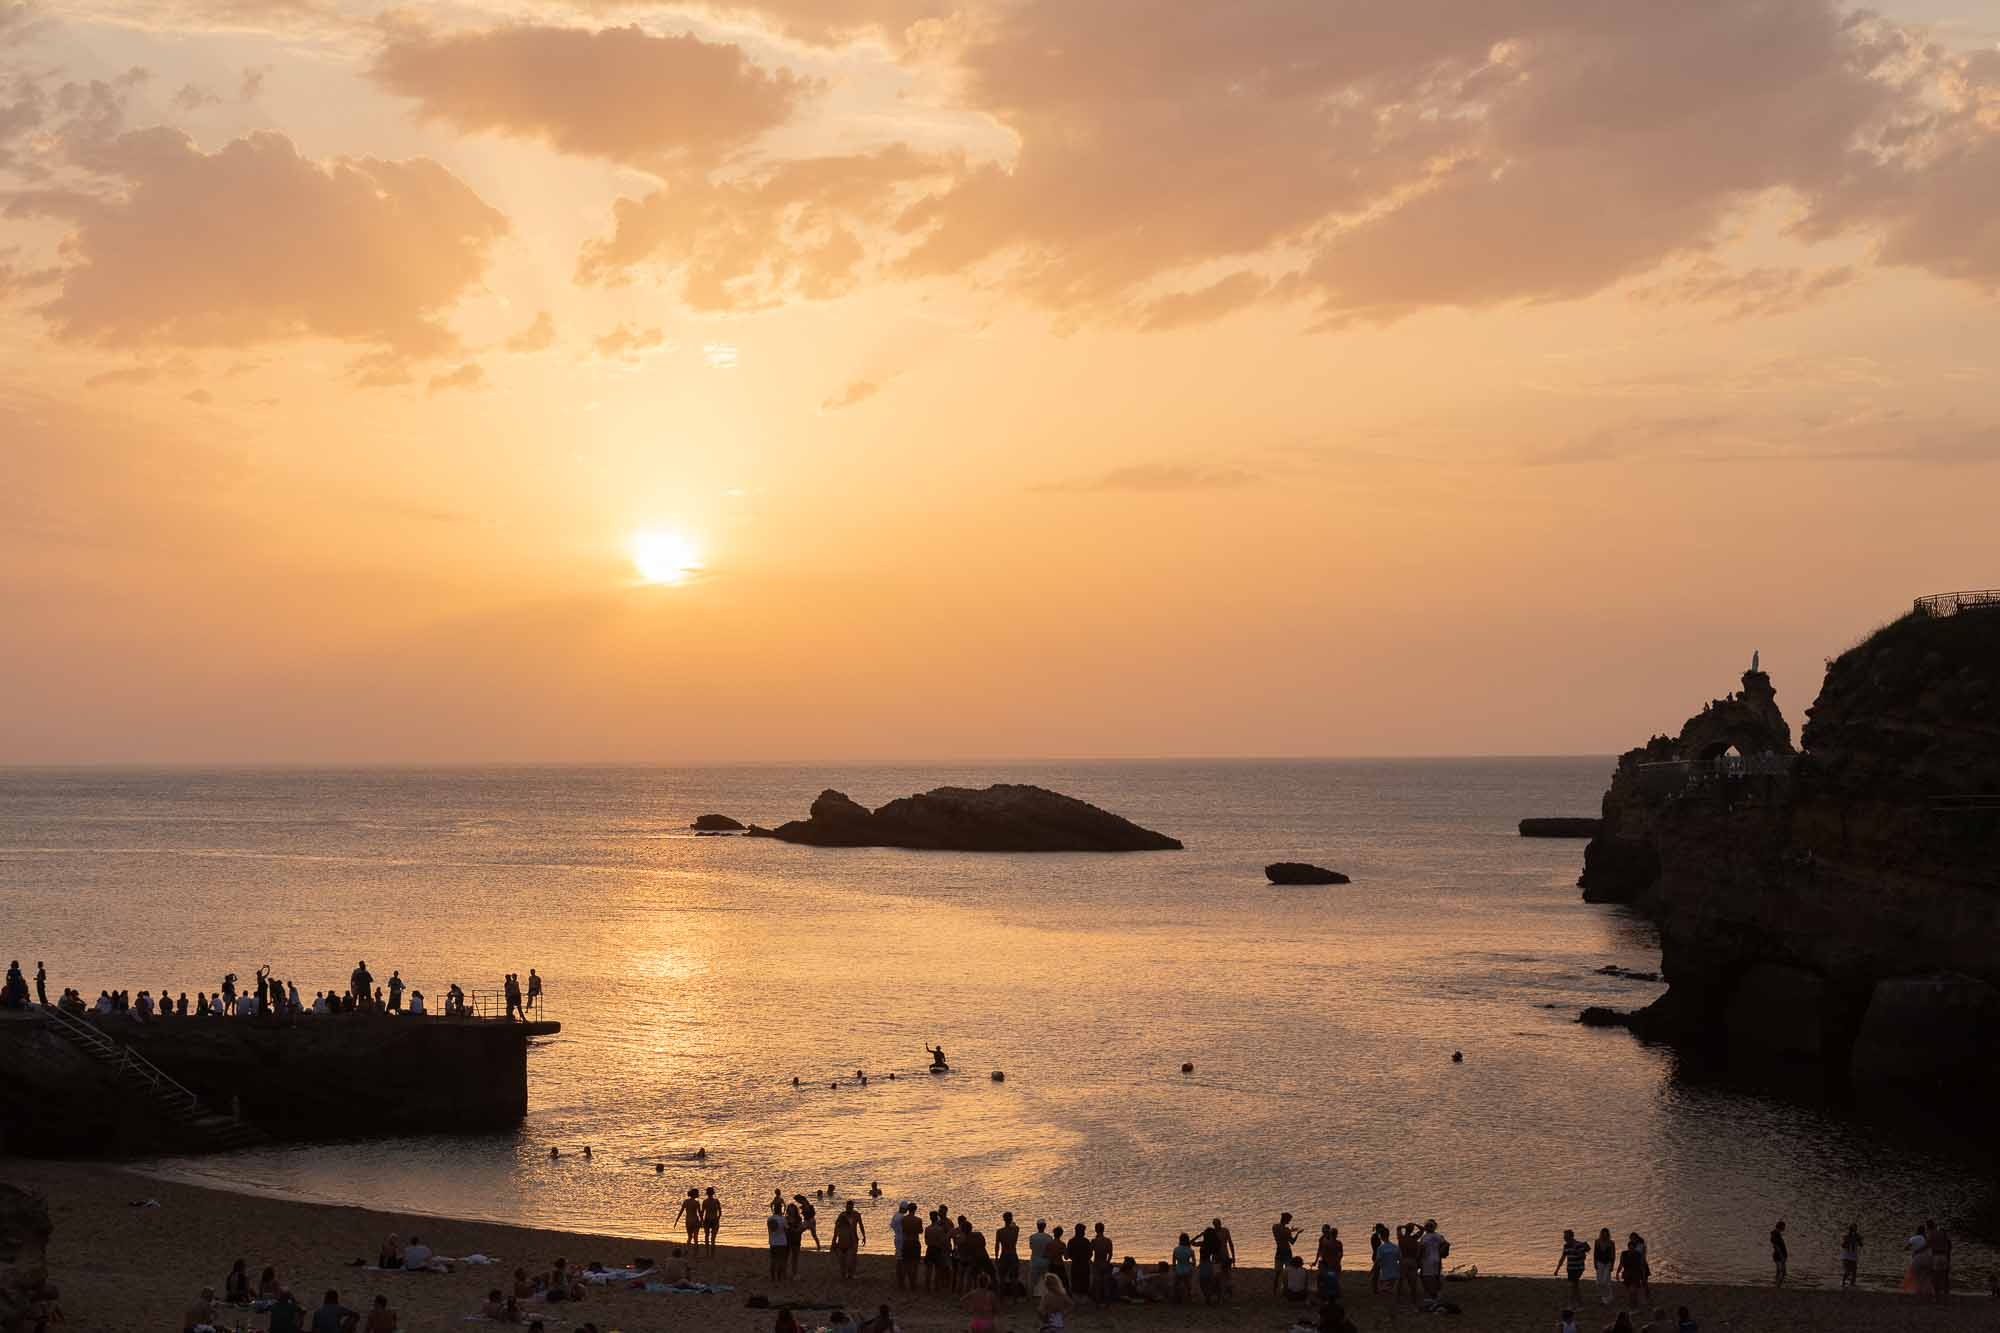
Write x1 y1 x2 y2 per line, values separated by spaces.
1839 1223 1862 1288
1593 1228 1617 1306
674 1189 701 1246
701 1188 721 1253
1211 1218 1236 1298
1769 1219 1788 1286
1929 1219 1951 1298
1617 1233 1651 1309
797 1195 821 1251
1272 1213 1302 1295
1557 1229 1590 1301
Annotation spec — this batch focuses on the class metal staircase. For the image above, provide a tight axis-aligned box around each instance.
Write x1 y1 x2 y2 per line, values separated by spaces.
35 1004 266 1152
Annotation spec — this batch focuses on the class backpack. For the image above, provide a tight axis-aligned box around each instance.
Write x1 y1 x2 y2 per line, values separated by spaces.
1437 1239 1450 1260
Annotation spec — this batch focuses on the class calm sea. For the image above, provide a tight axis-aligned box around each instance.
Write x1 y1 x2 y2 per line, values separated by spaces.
2 761 1989 1285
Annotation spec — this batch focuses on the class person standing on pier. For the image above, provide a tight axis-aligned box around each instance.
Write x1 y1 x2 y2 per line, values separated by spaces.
504 973 523 1021
387 971 403 1013
526 968 542 1014
34 961 47 1007
350 960 372 1008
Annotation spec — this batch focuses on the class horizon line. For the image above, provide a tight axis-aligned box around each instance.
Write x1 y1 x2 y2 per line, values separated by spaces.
0 752 1617 772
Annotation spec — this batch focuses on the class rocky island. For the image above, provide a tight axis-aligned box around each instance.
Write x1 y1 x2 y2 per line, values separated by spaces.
747 784 1182 851
1575 598 2000 1104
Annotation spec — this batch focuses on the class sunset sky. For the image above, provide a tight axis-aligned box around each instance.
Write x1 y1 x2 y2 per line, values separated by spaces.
4 0 1998 763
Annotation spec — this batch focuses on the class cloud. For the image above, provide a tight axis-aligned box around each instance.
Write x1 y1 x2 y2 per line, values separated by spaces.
1036 461 1259 494
1528 412 2000 467
1633 260 1859 320
239 66 268 100
578 145 950 308
819 378 879 412
82 353 196 388
881 1 2000 327
183 387 212 404
1138 272 1273 331
10 128 508 356
593 322 664 361
503 310 555 353
371 21 808 167
170 82 221 112
427 361 485 394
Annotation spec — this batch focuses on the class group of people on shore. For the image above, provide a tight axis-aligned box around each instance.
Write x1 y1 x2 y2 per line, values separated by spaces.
13 958 546 1025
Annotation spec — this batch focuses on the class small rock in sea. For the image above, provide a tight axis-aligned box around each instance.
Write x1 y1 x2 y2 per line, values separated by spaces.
1266 862 1350 885
1577 1006 1632 1028
690 813 746 831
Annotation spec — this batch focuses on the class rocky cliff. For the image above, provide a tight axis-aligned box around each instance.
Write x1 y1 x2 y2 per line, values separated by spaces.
748 784 1183 851
1581 609 2000 1102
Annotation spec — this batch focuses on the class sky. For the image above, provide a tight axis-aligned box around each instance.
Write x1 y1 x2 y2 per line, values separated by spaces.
2 0 1998 764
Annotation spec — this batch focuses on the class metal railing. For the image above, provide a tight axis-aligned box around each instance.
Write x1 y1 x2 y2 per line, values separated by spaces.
1914 589 2000 617
38 1003 201 1113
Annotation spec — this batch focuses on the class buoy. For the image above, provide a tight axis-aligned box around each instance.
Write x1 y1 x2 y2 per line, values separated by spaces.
991 1070 1004 1082
655 1163 664 1175
1181 1062 1194 1074
1451 1051 1464 1063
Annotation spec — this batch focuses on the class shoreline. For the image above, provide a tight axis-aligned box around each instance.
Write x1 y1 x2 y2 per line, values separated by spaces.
4 1158 1987 1332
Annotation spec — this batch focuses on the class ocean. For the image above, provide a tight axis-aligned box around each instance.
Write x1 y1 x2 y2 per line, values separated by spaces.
2 760 1989 1285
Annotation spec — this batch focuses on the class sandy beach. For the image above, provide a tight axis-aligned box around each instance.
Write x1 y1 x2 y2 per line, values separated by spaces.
4 1159 1990 1333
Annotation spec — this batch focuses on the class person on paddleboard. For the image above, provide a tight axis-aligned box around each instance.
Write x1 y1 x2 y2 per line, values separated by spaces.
927 1044 948 1071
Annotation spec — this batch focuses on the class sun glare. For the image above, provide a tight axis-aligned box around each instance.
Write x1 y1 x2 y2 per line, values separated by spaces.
629 528 704 585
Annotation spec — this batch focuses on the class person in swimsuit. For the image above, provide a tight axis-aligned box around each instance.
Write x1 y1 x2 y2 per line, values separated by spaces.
832 1201 865 1280
961 1271 998 1333
674 1189 701 1245
996 1212 1021 1295
897 1204 923 1291
1037 1272 1073 1330
797 1196 821 1251
701 1188 721 1253
1272 1214 1302 1295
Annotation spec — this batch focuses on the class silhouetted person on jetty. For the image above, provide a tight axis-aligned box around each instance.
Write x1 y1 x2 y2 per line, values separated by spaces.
526 968 542 1012
220 972 237 1014
504 972 523 1020
350 960 372 1007
0 960 27 1009
34 961 47 1007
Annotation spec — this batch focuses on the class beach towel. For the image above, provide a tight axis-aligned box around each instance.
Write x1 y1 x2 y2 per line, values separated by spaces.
580 1265 654 1283
643 1281 735 1294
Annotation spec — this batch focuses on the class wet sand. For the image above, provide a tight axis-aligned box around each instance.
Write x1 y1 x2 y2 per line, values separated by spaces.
3 1159 1990 1332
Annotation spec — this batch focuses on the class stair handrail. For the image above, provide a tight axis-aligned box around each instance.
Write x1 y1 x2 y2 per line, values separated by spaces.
37 1004 203 1112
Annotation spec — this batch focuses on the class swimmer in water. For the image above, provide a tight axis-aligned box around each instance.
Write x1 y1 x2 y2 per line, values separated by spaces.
656 1163 665 1175
549 1147 559 1160
792 1076 800 1088
695 1148 706 1160
582 1146 592 1160
869 1182 882 1200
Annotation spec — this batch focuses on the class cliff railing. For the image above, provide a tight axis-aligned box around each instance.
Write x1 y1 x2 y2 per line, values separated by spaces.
1913 588 2000 617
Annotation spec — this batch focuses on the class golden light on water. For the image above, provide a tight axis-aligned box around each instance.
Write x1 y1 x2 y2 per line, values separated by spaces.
629 528 704 586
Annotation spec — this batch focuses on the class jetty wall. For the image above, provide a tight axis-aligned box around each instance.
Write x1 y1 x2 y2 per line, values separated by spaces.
0 1013 557 1157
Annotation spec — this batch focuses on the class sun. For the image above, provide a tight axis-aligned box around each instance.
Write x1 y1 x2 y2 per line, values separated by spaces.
629 528 705 585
